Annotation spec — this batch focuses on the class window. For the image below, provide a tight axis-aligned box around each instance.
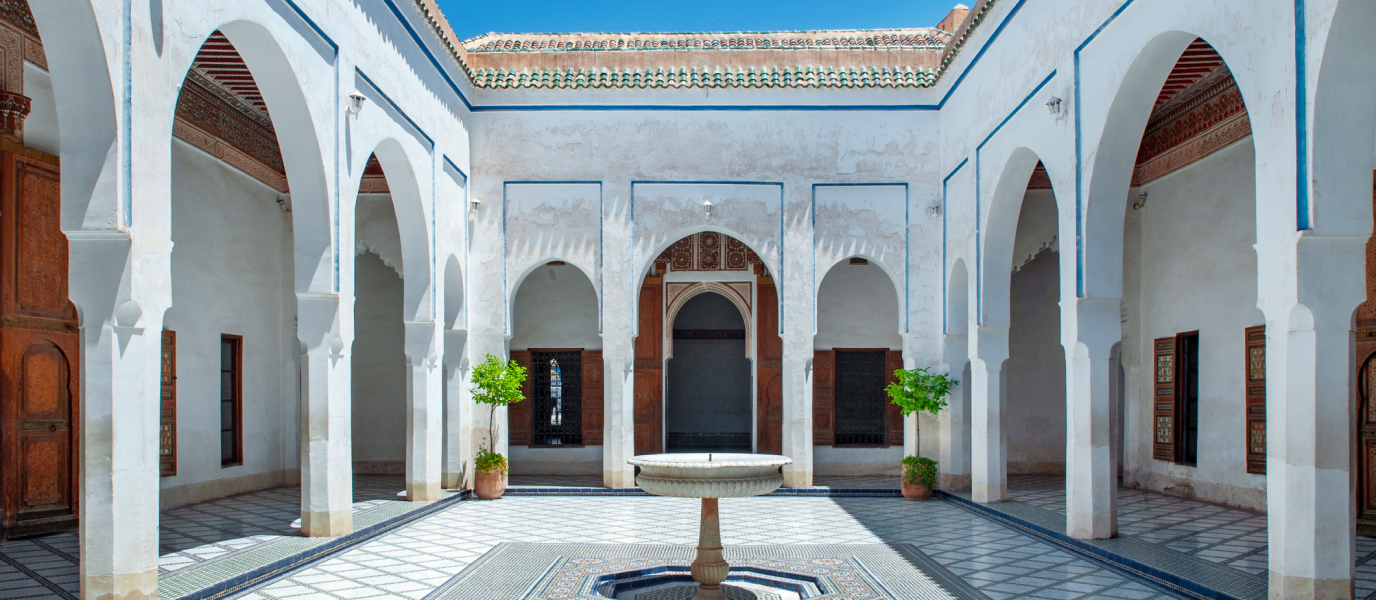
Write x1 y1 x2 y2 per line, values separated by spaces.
220 335 243 467
833 350 888 446
1178 332 1200 466
1152 331 1199 466
531 350 581 446
160 330 177 477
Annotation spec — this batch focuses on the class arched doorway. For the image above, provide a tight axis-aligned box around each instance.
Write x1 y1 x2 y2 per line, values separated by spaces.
666 292 752 453
634 231 774 455
352 154 406 477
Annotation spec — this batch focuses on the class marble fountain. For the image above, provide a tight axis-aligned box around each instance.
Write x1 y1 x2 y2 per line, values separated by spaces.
620 453 793 600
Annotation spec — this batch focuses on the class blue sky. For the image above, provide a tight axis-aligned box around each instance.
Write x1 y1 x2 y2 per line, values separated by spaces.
436 1 961 41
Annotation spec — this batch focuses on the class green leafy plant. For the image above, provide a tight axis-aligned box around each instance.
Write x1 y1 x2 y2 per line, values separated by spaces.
470 353 527 473
902 455 938 488
475 449 508 476
885 367 957 417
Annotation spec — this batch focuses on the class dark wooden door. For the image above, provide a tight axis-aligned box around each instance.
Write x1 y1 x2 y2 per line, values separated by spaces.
756 279 782 454
1358 353 1376 535
0 144 79 537
634 279 663 455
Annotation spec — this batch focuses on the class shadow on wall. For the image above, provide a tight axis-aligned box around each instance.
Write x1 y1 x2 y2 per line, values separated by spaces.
1007 247 1066 475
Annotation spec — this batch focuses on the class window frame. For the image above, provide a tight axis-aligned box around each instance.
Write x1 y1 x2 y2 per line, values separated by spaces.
831 348 891 448
528 348 585 448
220 334 244 468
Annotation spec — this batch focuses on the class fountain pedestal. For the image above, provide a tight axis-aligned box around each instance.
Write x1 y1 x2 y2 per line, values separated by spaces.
628 453 792 600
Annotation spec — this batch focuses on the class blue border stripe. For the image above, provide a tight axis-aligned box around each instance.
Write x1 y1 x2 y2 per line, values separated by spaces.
501 181 605 334
280 0 338 54
810 183 911 334
941 158 969 334
1074 0 1139 297
377 0 474 109
972 70 1057 324
356 68 435 149
1295 0 1308 231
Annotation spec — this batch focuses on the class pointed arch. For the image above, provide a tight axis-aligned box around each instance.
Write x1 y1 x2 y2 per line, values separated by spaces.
981 147 1046 327
363 139 433 321
664 284 753 359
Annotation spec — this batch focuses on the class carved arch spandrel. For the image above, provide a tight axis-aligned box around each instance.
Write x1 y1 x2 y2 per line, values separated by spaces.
663 282 753 359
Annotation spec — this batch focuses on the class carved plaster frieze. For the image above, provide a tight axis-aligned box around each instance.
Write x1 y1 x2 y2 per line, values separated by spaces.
173 119 289 192
1132 111 1251 186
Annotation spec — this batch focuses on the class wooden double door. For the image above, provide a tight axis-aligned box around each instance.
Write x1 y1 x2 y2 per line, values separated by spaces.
0 143 78 538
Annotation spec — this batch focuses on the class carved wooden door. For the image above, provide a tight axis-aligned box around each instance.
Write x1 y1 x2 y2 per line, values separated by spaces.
756 280 782 454
633 280 663 455
1358 354 1376 535
0 145 79 537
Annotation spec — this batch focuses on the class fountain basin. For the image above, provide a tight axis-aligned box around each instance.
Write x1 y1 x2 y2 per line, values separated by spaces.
628 453 791 498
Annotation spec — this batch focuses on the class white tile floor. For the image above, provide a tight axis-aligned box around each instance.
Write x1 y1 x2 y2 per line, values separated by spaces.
232 495 1178 600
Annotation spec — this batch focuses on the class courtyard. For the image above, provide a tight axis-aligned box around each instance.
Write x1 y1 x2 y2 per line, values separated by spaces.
5 476 1360 600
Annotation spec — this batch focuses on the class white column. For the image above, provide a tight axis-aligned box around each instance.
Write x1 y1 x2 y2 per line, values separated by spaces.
1266 236 1363 599
1065 298 1118 539
781 339 814 488
602 185 636 488
442 330 471 489
297 293 353 536
939 333 972 490
970 325 1008 503
404 320 442 501
71 232 161 600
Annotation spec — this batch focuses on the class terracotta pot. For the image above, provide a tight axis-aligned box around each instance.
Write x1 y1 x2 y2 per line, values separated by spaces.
902 479 931 501
475 469 506 500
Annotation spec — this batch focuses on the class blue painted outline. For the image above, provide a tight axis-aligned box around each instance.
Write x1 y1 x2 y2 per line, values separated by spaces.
630 181 786 336
378 0 474 110
440 155 471 330
355 68 435 150
1073 0 1138 297
810 183 910 334
501 181 605 335
973 70 1057 325
941 158 970 335
279 0 339 55
121 0 131 227
333 60 341 293
1295 0 1308 231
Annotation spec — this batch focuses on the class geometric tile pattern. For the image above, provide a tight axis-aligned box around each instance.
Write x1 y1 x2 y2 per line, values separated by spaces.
421 543 963 600
234 495 1186 600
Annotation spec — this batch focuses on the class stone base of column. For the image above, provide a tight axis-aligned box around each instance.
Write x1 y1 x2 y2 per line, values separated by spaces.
407 482 441 502
442 471 467 490
81 569 158 600
1066 513 1114 540
605 468 635 489
783 469 811 489
938 473 971 491
1268 571 1351 600
973 484 1008 503
301 510 353 537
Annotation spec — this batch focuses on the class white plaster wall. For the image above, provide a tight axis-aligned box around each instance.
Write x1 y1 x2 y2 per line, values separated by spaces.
815 262 903 351
160 139 298 507
1007 249 1066 473
814 446 902 476
509 445 603 476
22 63 59 156
352 250 408 473
510 263 602 351
1123 139 1265 510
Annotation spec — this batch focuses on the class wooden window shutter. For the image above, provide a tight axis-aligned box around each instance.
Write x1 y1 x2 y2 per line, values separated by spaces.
812 351 835 446
756 280 783 454
1244 326 1266 474
886 351 904 446
582 350 604 445
1152 337 1178 462
160 330 177 477
509 351 532 446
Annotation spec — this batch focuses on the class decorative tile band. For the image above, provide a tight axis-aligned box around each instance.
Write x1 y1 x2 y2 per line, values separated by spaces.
468 65 939 90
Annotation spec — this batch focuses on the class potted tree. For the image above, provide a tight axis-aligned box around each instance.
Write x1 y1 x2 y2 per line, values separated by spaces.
470 353 527 500
885 366 956 500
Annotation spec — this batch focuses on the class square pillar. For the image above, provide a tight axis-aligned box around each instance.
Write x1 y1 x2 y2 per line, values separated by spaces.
297 293 353 537
1065 298 1119 539
939 333 972 490
70 232 160 600
404 320 442 501
442 330 471 489
971 325 1009 503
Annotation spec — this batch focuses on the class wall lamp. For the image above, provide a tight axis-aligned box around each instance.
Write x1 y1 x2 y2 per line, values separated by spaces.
1045 96 1064 118
470 197 483 212
703 199 714 220
347 94 366 117
927 204 942 219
